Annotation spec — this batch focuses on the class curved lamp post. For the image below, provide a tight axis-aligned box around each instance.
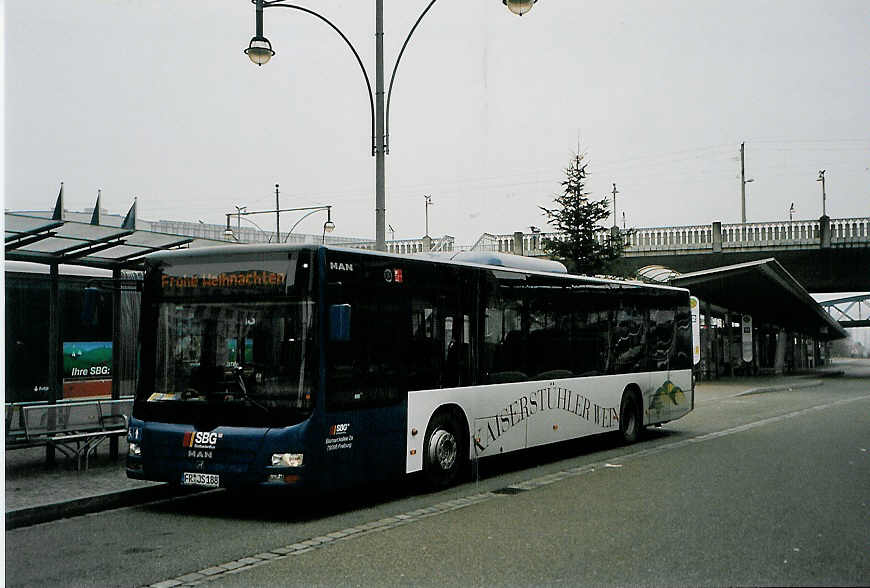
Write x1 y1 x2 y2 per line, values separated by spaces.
285 206 335 243
225 204 334 243
245 0 538 251
224 214 273 242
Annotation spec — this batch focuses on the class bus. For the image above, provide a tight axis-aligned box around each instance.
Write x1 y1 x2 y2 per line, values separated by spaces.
126 244 693 490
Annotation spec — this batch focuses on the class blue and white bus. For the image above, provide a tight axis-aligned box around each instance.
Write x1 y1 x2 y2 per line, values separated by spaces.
127 244 693 490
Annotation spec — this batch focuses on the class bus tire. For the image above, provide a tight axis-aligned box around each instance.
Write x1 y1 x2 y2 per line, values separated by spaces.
423 411 465 488
619 389 642 445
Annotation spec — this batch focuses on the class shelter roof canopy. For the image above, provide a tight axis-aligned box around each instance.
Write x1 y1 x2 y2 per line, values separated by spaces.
4 212 218 269
671 258 846 340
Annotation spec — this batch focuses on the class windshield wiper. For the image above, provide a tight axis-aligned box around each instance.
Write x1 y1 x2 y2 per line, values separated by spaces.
232 365 270 413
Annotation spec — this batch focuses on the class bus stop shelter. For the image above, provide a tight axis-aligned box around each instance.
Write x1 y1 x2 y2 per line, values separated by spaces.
5 196 229 460
668 258 847 377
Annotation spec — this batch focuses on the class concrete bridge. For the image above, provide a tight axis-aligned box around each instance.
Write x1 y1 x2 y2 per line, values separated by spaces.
474 216 870 293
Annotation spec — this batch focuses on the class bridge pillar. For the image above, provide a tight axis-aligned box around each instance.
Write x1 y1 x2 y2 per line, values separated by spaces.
513 231 524 255
819 215 831 248
774 328 786 375
702 300 712 380
725 312 734 377
712 221 722 253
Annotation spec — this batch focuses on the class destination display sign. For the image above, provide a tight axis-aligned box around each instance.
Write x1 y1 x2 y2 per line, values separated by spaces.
159 270 286 295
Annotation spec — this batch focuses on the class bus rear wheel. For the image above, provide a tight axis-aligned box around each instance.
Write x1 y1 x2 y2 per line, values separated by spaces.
423 412 464 488
619 390 642 444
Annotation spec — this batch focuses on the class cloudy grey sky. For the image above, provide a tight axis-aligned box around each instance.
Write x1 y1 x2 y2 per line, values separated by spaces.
4 1 869 245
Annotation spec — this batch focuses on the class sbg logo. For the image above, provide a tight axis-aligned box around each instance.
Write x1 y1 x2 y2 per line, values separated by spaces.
329 423 350 436
183 431 222 449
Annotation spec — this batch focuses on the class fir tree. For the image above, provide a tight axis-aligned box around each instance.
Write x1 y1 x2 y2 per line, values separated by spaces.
540 152 629 275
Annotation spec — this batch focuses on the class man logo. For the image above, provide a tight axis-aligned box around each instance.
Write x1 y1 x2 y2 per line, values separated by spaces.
330 262 353 271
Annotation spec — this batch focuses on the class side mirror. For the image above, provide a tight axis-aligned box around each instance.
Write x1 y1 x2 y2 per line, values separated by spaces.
329 304 351 342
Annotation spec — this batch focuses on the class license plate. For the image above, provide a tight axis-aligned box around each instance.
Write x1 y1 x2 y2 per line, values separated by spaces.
182 472 220 488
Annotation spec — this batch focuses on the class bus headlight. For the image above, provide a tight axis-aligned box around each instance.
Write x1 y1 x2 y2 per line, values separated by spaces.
271 453 303 467
128 443 142 457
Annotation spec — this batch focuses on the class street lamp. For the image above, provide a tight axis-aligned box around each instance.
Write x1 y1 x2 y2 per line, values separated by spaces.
424 194 433 237
739 141 754 223
245 0 538 251
529 225 540 251
225 203 334 243
245 1 274 65
817 169 827 217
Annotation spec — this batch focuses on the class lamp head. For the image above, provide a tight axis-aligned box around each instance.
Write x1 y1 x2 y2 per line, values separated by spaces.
503 0 537 16
245 35 275 66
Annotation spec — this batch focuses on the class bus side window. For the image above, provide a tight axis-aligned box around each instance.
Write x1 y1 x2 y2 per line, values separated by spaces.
648 303 677 371
613 297 647 374
482 283 527 384
673 303 693 370
408 301 442 391
443 314 471 388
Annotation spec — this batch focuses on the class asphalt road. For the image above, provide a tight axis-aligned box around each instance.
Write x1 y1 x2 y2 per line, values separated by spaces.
6 367 869 587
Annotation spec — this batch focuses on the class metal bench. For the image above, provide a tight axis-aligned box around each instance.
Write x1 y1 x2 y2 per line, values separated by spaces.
6 399 132 470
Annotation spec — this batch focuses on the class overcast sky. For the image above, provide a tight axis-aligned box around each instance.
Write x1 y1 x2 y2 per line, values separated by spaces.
4 1 869 246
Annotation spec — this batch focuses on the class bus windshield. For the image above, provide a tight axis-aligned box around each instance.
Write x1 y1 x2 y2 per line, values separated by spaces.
151 300 315 410
136 249 317 426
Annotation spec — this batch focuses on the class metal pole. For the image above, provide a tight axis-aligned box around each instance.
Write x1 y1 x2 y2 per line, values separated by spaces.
46 264 60 466
818 170 827 216
110 267 121 460
611 183 618 227
275 183 281 242
424 194 432 237
375 0 386 251
740 142 746 223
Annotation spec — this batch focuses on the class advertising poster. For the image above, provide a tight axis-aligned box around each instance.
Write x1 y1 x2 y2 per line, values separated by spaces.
62 341 112 399
741 315 753 363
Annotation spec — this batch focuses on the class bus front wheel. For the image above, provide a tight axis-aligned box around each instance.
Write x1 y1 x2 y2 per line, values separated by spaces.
423 412 464 488
619 389 642 444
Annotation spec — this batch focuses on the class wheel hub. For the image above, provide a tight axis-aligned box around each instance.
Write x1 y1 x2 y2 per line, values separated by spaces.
428 428 457 471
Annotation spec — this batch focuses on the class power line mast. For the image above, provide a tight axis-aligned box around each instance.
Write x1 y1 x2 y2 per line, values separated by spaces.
740 142 746 223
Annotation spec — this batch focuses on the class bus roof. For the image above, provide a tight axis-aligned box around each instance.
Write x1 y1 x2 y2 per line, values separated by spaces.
143 243 688 294
4 260 115 278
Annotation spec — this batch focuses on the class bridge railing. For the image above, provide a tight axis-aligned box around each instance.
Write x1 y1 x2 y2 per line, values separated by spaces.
629 224 715 252
478 217 870 257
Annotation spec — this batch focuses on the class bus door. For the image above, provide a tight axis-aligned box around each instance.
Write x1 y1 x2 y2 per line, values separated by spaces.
323 256 407 486
441 267 477 389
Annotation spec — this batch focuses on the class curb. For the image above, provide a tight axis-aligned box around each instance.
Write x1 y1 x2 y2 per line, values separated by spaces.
732 370 844 398
5 484 199 530
735 379 824 397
